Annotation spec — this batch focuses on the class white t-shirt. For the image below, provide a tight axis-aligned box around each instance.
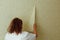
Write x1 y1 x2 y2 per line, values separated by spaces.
4 31 36 40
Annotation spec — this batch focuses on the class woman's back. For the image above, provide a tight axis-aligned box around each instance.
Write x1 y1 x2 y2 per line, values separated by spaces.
5 31 36 40
4 18 37 40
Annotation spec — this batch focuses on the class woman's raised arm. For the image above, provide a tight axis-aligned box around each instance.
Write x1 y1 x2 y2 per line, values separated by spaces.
33 23 37 37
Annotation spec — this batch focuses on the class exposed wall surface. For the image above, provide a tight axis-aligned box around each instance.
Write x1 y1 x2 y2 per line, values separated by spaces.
0 0 34 40
36 0 60 40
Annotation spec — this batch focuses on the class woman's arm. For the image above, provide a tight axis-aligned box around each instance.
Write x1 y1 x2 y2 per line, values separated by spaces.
33 23 37 37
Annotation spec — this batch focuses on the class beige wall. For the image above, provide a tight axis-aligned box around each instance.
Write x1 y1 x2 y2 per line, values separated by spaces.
0 0 35 40
36 0 60 40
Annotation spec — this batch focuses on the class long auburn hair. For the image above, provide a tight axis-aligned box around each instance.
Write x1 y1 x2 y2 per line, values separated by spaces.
8 18 23 35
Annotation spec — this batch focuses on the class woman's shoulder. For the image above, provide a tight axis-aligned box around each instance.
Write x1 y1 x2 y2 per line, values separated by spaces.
23 31 36 36
5 32 16 37
5 32 11 35
5 32 12 39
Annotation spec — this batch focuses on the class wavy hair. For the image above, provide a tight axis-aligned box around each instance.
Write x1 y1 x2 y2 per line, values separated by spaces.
8 18 23 35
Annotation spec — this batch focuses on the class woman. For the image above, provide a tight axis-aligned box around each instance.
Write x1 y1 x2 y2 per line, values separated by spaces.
4 18 37 40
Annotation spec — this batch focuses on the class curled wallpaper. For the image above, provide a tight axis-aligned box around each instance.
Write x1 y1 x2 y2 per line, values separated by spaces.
28 6 35 32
